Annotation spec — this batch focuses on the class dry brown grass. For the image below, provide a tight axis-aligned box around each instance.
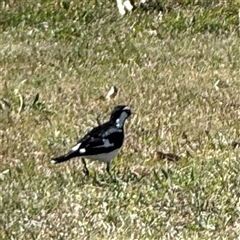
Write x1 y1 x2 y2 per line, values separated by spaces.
1 0 240 239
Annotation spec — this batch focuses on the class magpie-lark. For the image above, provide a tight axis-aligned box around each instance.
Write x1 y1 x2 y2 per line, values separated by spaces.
51 105 132 177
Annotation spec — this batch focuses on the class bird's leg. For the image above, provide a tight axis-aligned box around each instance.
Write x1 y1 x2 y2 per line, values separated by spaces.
106 162 116 181
81 158 89 176
106 162 111 177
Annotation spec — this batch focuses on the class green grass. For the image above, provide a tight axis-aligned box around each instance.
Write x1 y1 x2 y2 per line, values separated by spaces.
1 0 240 239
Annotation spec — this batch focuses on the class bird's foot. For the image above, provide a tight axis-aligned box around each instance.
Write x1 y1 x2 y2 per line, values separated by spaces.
82 168 89 177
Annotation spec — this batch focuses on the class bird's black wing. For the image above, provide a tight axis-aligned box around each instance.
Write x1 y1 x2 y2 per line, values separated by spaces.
77 121 116 141
77 125 124 156
52 122 124 163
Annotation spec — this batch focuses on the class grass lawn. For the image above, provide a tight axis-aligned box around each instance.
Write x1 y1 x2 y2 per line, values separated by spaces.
1 0 240 239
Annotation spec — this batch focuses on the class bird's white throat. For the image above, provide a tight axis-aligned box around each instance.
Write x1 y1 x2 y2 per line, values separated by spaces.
116 111 128 128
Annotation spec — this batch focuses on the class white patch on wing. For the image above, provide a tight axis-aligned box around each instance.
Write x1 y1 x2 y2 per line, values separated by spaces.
79 148 86 153
103 138 114 147
94 138 114 149
71 143 81 151
87 148 120 163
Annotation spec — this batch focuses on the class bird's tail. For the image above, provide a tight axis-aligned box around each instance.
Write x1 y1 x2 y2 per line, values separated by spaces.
51 150 79 164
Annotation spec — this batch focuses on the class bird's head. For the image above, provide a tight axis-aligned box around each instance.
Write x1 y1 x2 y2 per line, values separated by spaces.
110 105 132 128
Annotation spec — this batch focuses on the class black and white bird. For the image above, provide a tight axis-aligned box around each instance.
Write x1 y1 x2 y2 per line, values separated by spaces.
51 105 132 177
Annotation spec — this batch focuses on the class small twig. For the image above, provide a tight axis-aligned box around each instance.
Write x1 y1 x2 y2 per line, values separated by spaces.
96 115 101 126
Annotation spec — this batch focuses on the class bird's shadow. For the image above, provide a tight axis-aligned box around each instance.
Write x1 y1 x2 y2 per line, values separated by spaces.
83 167 148 188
